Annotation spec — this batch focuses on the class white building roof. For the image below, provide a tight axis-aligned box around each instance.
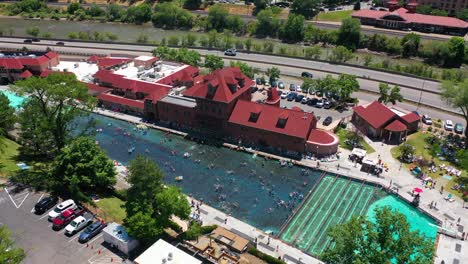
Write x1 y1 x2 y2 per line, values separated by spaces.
134 55 156 61
134 239 201 264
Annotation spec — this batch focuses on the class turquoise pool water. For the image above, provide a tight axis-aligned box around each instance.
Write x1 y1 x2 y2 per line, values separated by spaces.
366 195 438 240
0 89 25 108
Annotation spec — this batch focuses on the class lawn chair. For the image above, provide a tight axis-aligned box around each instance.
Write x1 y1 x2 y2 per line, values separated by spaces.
444 194 455 203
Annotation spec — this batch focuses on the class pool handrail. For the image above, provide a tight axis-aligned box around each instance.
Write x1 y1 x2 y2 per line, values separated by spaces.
305 177 353 252
277 170 327 238
290 173 340 245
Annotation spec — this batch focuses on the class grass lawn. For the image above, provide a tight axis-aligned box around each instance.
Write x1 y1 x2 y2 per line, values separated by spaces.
336 128 375 153
95 197 126 224
0 138 19 178
314 10 353 22
391 132 467 198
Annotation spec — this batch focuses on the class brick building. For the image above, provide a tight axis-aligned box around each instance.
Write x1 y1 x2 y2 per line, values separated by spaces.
387 0 468 15
352 7 468 35
0 51 60 83
352 101 420 144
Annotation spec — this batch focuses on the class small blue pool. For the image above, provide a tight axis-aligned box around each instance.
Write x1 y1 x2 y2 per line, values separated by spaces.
0 89 25 108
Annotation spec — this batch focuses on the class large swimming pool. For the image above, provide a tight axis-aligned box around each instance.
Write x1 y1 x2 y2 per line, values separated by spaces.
0 89 25 108
76 114 323 233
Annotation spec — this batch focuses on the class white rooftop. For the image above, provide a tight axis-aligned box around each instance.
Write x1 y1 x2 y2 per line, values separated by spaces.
113 61 186 84
103 222 133 243
134 239 201 264
54 61 98 82
135 55 156 61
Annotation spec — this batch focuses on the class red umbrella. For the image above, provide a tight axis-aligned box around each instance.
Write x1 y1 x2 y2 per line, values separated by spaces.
413 187 423 193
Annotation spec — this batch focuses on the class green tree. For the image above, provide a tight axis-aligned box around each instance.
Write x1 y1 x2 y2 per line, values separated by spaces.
280 14 305 43
204 55 224 72
456 8 468 21
136 33 149 43
184 0 202 10
301 77 314 93
13 74 96 156
226 15 245 34
253 0 270 15
124 4 152 25
51 137 116 202
385 37 402 55
321 207 434 264
86 3 104 17
400 143 415 160
329 46 354 63
441 79 468 141
266 67 280 83
445 37 465 67
8 0 47 15
68 31 79 39
25 26 40 37
152 3 194 29
304 46 321 59
0 93 16 134
353 0 361 10
0 225 25 264
401 33 420 58
415 5 432 14
337 17 361 51
207 4 229 32
67 2 81 14
291 0 320 19
124 156 190 244
255 9 280 37
106 4 125 21
230 61 259 79
378 83 403 105
336 74 359 105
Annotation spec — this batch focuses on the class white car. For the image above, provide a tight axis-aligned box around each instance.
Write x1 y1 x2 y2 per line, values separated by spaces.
296 85 302 93
444 120 454 131
48 199 76 221
280 91 290 99
65 216 93 235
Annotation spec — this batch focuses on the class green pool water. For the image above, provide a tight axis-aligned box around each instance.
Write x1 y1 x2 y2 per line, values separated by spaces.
0 89 25 108
366 195 438 240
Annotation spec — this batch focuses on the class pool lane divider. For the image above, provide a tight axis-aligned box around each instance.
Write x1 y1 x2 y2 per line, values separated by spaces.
277 170 327 238
290 174 340 245
304 177 353 253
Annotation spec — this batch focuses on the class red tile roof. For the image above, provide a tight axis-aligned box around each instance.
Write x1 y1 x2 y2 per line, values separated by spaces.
353 101 397 129
229 100 316 139
18 70 32 78
291 106 303 112
156 65 198 86
307 129 339 146
183 67 254 104
352 8 468 28
0 58 24 69
401 112 420 123
18 55 50 66
44 51 59 60
97 58 132 69
97 93 145 109
385 119 407 132
266 87 280 105
86 83 112 94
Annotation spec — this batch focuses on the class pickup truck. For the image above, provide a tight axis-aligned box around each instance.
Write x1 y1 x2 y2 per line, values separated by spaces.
64 214 93 235
52 206 85 231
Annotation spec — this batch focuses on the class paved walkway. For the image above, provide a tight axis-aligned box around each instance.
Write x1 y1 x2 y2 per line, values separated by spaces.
94 108 467 263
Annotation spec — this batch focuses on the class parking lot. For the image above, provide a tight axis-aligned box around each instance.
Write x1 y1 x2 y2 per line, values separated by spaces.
252 77 353 129
0 182 125 264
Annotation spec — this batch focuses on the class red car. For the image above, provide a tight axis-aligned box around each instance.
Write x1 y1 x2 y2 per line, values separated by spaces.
52 206 85 230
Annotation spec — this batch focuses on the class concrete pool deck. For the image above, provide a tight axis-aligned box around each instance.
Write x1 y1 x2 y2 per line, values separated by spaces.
94 108 467 263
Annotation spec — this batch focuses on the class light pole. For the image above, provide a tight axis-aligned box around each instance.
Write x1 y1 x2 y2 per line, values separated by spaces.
416 80 425 112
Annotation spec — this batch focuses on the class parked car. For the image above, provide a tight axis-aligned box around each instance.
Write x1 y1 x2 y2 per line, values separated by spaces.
444 120 454 131
264 80 270 87
255 78 262 85
65 215 93 235
287 92 297 101
308 98 318 106
271 80 278 88
23 39 33 43
224 48 237 56
422 115 432 125
455 123 464 134
251 86 258 93
34 196 58 215
31 38 40 42
325 91 332 98
295 94 305 102
301 72 313 78
280 91 290 99
48 199 77 221
56 41 65 46
316 91 322 97
316 99 324 108
308 89 315 95
78 221 107 243
324 100 333 109
52 206 86 230
278 82 285 89
301 97 309 104
323 116 333 126
289 84 296 91
296 85 302 93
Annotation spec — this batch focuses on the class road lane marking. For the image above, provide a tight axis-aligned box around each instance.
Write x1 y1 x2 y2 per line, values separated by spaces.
68 234 80 243
17 192 30 208
4 187 18 208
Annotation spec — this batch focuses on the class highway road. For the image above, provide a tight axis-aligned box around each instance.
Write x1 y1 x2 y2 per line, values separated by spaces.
0 38 460 117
